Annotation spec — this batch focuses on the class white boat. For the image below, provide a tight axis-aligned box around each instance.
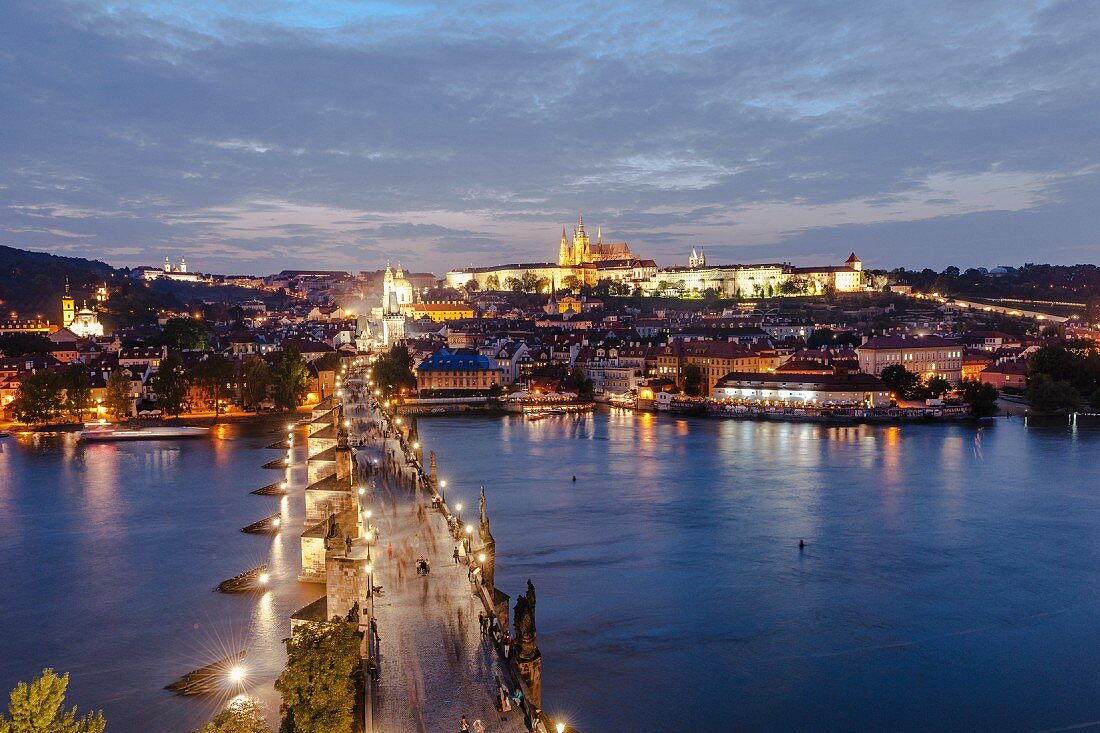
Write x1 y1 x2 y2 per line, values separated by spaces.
78 421 210 441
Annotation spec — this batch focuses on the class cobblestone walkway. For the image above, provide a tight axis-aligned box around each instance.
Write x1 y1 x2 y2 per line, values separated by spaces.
349 395 528 733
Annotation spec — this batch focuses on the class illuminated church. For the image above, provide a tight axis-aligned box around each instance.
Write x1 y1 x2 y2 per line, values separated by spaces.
557 214 635 266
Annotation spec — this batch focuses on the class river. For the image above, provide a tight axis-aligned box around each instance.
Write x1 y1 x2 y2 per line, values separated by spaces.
1 411 1099 731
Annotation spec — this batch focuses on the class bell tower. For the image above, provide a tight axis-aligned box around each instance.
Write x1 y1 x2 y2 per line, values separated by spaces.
61 278 75 328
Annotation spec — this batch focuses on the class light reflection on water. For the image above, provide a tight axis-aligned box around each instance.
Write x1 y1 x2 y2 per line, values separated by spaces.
418 410 1100 733
0 418 320 733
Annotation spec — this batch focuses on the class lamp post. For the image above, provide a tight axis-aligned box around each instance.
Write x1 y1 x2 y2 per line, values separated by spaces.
440 479 447 503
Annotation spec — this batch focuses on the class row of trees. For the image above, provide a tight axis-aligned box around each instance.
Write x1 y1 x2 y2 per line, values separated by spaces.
370 344 416 396
1026 341 1100 414
13 366 130 424
13 346 315 424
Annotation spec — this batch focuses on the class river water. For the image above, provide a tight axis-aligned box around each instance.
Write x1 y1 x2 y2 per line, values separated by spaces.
2 411 1099 732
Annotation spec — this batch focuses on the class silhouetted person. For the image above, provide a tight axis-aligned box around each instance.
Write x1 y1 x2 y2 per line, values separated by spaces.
799 539 805 550
572 475 577 482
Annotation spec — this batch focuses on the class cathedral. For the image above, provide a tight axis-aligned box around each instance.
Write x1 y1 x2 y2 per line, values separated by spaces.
557 214 635 266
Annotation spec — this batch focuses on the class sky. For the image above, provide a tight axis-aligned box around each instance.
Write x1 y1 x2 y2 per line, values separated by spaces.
1 0 1098 276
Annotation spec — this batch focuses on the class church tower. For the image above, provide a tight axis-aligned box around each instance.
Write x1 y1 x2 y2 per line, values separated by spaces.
61 278 75 328
558 227 570 266
571 213 590 266
698 248 706 267
689 248 698 269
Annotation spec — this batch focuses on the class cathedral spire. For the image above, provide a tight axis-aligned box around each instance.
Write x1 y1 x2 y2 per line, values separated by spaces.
558 226 570 266
596 225 602 244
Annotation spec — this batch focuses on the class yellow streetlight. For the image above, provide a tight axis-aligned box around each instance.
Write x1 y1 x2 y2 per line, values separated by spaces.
478 553 486 563
465 525 473 535
455 503 462 512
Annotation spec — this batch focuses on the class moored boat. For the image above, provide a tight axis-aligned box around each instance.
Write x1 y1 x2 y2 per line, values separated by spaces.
78 420 210 441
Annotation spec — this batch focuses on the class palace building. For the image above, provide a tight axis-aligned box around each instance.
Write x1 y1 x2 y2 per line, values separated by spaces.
446 216 866 297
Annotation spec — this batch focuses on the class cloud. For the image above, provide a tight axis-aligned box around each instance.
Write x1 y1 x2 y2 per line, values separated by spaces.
0 0 1097 274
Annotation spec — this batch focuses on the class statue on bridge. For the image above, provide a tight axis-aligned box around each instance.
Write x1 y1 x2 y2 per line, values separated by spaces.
478 486 490 536
514 579 539 662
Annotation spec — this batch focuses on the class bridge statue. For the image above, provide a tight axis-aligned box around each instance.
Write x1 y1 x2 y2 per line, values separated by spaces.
514 579 539 661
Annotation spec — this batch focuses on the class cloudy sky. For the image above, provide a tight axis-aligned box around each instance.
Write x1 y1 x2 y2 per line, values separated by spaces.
1 0 1098 275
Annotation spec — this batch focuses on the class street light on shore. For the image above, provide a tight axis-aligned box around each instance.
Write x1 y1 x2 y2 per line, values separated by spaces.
440 479 447 502
228 666 246 685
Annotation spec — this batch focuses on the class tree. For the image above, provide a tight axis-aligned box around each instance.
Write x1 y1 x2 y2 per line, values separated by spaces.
150 351 188 416
274 620 360 733
503 276 522 293
239 356 271 410
567 365 593 399
806 328 836 349
0 333 53 357
1086 295 1100 326
104 369 133 418
271 346 311 411
0 668 105 733
155 317 210 350
960 378 999 417
464 279 479 292
14 369 64 425
372 344 416 396
683 364 704 397
1091 387 1100 412
1027 374 1082 414
62 365 92 421
561 275 580 292
520 271 539 293
195 697 270 733
484 274 500 291
190 354 235 417
880 364 922 400
924 376 952 398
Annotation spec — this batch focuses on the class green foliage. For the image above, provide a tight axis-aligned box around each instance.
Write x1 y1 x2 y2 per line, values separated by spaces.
879 364 922 400
195 697 270 733
155 317 211 350
1027 341 1100 397
464 279 479 292
14 369 63 424
150 351 189 416
371 344 416 396
239 356 271 410
274 620 361 733
271 346 311 411
189 354 235 417
0 668 105 733
960 378 999 417
484 274 500 291
62 365 92 421
104 370 133 418
561 275 580 292
925 376 952 398
567 365 593 399
682 364 704 397
0 334 53 357
1027 374 1082 414
520 271 539 293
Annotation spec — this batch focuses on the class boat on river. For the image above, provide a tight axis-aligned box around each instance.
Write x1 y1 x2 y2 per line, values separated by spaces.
78 420 210 441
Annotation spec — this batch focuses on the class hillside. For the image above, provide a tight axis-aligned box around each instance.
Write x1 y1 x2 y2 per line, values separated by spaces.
0 244 118 320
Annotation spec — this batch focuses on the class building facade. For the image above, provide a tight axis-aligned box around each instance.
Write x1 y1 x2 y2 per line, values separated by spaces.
857 334 963 383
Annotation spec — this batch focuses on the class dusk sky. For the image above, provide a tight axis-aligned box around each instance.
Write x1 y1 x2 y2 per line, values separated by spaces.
2 0 1098 275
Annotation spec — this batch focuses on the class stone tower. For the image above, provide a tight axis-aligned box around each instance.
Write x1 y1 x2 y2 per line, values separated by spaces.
557 227 570 266
571 213 590 266
61 278 75 328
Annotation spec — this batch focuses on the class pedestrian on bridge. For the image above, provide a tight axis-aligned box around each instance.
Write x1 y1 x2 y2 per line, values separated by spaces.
460 715 470 733
453 546 460 564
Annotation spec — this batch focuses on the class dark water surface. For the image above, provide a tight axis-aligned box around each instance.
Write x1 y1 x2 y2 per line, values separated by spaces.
2 411 1100 732
0 417 320 732
417 411 1100 733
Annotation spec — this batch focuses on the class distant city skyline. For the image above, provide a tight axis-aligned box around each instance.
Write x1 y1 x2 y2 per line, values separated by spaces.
2 1 1098 274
